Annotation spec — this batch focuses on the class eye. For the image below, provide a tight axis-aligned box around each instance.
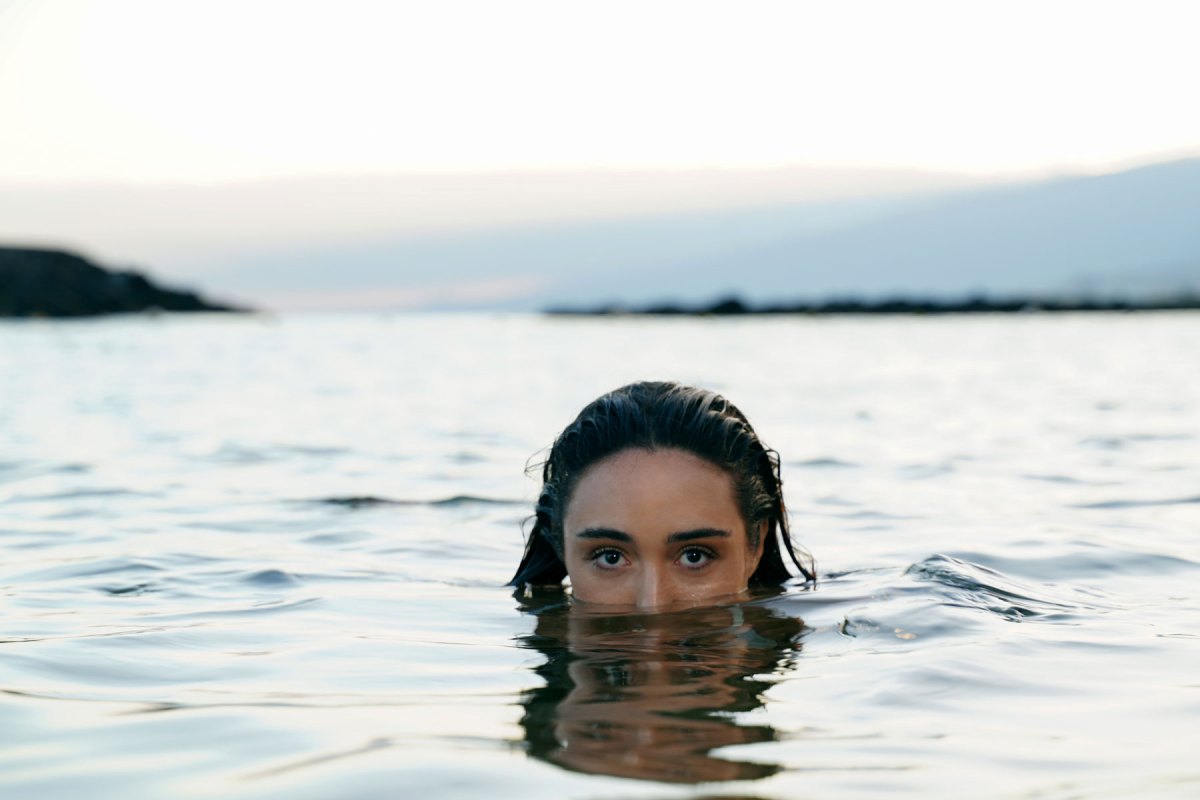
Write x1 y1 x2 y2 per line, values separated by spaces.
589 548 627 569
678 546 716 568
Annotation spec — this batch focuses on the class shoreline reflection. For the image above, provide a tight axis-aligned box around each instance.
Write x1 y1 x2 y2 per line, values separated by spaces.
516 596 806 784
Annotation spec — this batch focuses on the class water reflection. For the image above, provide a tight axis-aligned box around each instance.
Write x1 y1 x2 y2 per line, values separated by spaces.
517 596 805 784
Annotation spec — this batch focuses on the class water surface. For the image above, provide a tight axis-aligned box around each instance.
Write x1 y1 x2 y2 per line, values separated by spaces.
2 312 1197 798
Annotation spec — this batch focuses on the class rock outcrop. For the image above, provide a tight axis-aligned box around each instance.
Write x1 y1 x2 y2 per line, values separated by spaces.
0 247 241 317
546 292 1200 316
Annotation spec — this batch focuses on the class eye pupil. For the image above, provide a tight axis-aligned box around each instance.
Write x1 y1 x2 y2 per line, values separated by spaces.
603 551 621 565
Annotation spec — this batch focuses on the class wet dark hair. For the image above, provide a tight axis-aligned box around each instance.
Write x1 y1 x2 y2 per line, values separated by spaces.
509 381 815 588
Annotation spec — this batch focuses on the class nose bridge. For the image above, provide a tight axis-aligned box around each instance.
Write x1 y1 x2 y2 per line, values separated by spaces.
636 562 668 609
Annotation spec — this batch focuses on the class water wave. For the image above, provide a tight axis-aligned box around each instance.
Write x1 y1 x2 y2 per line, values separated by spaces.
791 457 860 469
1079 433 1195 449
948 548 1200 579
310 494 522 508
905 554 1083 622
1071 494 1200 509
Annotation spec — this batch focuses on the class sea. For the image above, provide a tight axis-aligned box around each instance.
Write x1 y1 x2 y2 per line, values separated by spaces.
1 311 1197 799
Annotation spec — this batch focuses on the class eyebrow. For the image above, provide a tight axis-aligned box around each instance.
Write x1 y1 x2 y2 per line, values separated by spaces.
573 527 731 543
667 528 732 543
574 528 633 542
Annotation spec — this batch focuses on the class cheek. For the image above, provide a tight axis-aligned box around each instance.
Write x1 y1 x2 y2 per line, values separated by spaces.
561 543 597 584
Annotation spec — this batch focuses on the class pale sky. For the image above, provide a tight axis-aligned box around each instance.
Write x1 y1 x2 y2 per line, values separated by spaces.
2 0 1199 185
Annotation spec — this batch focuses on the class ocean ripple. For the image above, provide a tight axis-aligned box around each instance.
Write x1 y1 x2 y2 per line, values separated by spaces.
905 554 1082 622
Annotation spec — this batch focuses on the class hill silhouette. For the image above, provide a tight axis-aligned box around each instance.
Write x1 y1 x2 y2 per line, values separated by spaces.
0 247 241 317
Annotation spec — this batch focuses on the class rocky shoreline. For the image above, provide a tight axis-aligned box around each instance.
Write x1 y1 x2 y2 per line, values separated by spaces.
547 293 1200 317
0 247 241 317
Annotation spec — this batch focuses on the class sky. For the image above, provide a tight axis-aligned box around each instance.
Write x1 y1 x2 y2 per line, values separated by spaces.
2 0 1199 310
3 0 1199 185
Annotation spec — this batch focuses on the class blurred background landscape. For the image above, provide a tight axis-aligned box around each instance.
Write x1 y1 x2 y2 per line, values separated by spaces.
2 0 1198 313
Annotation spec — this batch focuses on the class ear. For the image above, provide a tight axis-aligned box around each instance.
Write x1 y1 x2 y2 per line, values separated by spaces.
744 520 767 581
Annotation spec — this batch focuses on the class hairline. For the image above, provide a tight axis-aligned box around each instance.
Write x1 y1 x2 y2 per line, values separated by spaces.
557 444 762 551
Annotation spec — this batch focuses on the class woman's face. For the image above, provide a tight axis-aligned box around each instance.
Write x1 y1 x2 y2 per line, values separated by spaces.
562 447 763 610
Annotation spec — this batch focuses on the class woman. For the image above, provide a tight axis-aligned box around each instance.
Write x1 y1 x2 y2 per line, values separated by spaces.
510 381 814 608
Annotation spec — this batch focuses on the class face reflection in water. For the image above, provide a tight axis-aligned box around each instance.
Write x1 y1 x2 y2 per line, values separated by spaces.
563 448 765 610
517 600 806 784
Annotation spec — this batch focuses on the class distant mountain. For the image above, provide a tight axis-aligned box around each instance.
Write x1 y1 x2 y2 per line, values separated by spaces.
638 157 1200 306
3 159 1195 311
197 191 944 309
201 157 1199 311
0 165 980 277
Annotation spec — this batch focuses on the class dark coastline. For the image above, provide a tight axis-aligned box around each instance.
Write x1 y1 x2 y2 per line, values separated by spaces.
0 246 243 318
546 293 1200 317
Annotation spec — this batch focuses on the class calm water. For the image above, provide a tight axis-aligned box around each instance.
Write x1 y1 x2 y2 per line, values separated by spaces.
2 312 1198 799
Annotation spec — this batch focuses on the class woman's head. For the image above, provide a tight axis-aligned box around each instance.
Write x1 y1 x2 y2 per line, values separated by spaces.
510 381 814 607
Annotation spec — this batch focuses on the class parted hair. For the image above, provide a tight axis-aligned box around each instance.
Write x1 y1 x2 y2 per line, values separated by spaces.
509 381 814 588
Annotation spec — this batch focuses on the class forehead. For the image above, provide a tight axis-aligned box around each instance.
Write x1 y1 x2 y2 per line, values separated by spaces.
564 447 743 535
